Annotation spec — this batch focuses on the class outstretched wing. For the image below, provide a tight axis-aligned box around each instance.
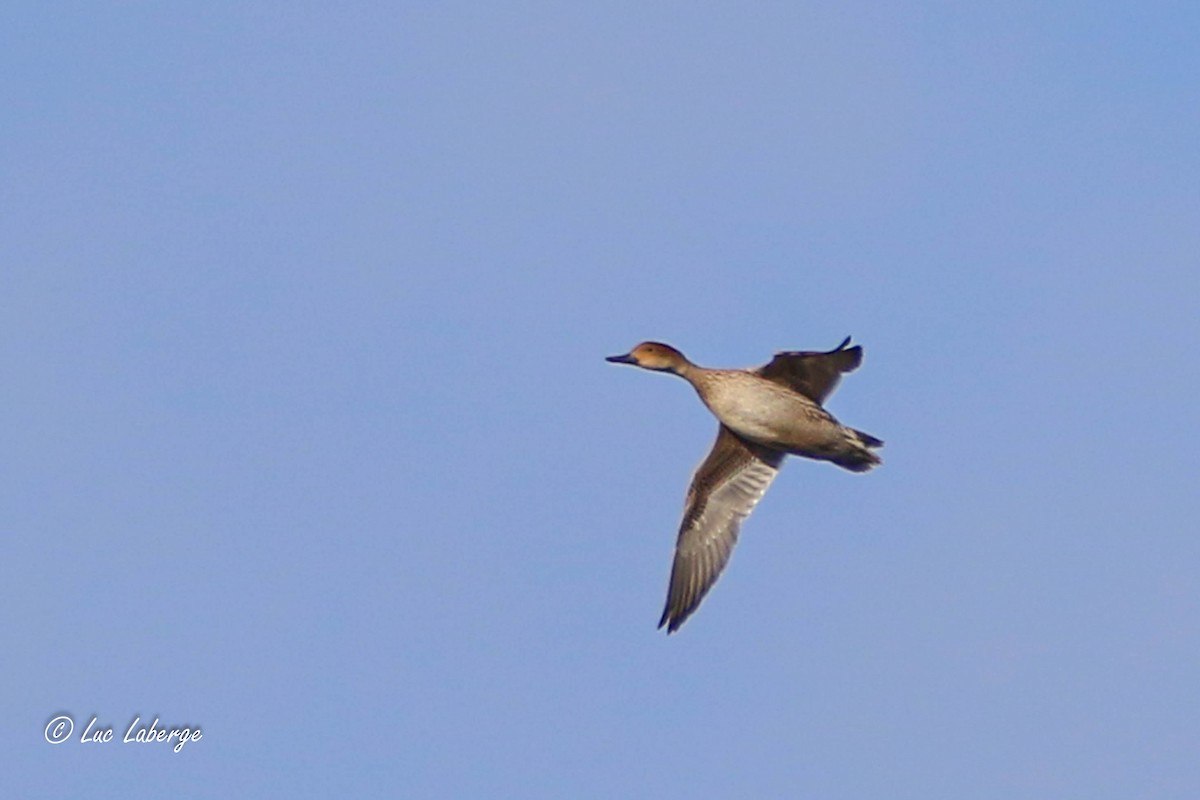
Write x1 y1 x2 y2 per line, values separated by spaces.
755 336 863 404
659 426 784 633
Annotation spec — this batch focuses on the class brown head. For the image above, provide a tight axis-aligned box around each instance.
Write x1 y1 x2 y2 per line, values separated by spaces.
605 341 691 373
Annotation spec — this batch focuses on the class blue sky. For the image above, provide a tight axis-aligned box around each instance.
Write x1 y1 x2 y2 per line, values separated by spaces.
5 3 1199 797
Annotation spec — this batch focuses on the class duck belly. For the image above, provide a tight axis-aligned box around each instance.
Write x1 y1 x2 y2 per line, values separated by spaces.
702 381 840 451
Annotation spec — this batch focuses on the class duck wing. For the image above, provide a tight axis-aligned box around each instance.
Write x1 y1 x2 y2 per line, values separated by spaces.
755 336 863 404
659 426 784 633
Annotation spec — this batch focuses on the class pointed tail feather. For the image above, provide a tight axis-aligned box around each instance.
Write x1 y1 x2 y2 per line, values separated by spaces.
853 429 884 449
832 428 883 472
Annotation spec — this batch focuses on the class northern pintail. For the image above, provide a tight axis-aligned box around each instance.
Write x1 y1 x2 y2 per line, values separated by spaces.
607 337 883 633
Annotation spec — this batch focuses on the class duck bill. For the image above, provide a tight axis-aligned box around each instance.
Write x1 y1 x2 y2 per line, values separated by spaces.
606 353 637 365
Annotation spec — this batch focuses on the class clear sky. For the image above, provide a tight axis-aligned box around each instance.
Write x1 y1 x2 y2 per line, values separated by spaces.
5 3 1199 797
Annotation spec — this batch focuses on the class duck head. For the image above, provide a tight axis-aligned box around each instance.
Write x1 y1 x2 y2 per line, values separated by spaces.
606 342 690 373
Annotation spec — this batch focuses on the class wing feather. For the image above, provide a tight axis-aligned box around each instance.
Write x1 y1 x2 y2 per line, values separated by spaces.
659 426 784 632
755 336 862 404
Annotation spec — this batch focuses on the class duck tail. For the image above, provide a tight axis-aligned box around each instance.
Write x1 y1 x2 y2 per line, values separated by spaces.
853 429 884 449
832 428 884 473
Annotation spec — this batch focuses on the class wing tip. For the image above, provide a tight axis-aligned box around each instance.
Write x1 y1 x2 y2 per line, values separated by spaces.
658 608 685 634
